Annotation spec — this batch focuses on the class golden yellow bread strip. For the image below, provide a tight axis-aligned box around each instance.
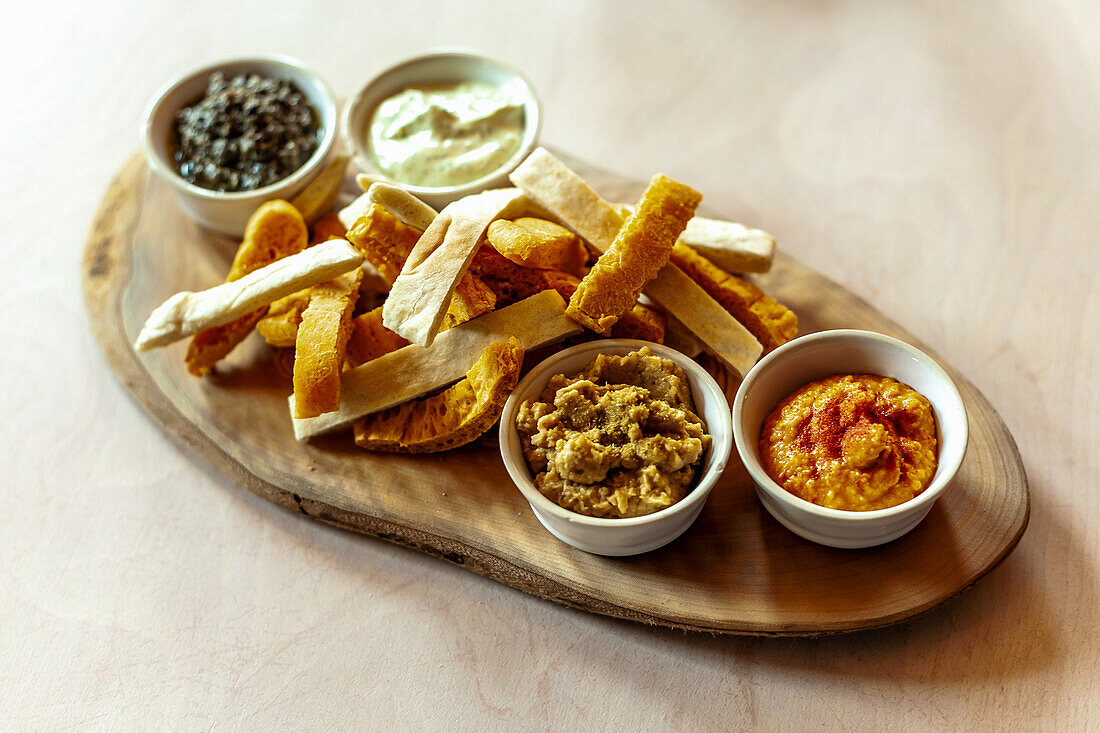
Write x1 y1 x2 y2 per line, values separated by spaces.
136 239 363 352
383 188 531 347
290 154 350 224
566 174 701 334
256 290 312 348
486 217 587 275
469 246 577 306
610 303 667 343
293 268 365 418
309 212 347 244
366 182 438 231
669 243 797 351
353 338 522 453
510 149 762 376
345 203 422 284
183 200 308 375
291 290 582 440
679 216 774 274
345 306 410 368
345 204 496 329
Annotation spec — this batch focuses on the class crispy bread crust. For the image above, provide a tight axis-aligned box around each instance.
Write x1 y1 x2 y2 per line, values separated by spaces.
566 175 701 334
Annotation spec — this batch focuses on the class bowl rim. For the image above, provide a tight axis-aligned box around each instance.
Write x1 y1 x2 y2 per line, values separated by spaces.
140 53 338 201
340 48 543 197
498 338 733 528
732 328 969 522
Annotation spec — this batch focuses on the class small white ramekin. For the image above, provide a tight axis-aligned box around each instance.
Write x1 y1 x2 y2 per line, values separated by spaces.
341 50 542 210
499 339 733 556
733 329 969 549
141 55 337 237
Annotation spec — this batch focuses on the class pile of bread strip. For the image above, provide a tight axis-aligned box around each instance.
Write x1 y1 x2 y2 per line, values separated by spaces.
135 147 796 454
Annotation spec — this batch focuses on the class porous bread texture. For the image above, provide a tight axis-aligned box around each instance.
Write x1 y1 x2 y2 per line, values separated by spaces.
292 268 364 418
353 338 522 453
185 200 308 375
566 174 701 335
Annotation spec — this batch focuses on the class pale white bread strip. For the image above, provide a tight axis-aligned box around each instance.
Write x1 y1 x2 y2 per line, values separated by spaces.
678 217 774 274
366 182 438 231
510 147 623 250
291 290 581 440
645 265 761 376
510 148 762 376
134 240 363 352
663 315 705 358
382 187 531 348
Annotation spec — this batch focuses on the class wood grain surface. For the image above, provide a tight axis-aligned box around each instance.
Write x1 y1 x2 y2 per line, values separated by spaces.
83 152 1028 635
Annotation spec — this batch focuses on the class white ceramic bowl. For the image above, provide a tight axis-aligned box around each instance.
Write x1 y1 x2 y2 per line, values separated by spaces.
342 50 542 210
499 340 733 556
732 329 969 549
141 55 338 237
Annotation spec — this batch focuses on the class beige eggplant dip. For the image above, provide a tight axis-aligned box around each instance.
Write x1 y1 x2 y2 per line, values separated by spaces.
515 347 711 519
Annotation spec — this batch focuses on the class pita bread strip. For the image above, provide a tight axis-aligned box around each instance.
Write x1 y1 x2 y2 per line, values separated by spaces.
366 182 438 231
677 216 775 274
184 199 308 375
510 147 624 251
382 188 529 347
135 239 364 351
293 269 364 418
670 243 797 351
566 174 701 334
509 149 761 374
644 265 762 378
292 290 581 440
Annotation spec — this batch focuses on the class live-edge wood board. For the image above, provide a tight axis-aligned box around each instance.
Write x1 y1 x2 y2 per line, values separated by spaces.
82 152 1029 635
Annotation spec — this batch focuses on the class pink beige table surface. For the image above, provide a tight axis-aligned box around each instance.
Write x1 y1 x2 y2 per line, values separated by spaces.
2 0 1097 728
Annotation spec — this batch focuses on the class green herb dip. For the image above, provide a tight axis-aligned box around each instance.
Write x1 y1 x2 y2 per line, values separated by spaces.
367 81 525 188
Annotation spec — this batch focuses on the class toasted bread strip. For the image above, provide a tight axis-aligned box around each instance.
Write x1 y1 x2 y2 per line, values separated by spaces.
610 303 667 343
566 174 701 334
345 307 410 368
309 212 347 244
354 338 522 453
670 244 797 351
182 200 308 374
346 204 496 329
679 216 774 274
345 203 423 284
486 217 587 275
383 188 532 347
293 268 365 418
617 206 775 275
291 154 350 224
510 149 762 376
291 290 582 440
137 239 362 352
469 246 578 307
256 290 312 348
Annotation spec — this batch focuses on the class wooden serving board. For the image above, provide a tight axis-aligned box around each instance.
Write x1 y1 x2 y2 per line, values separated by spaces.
82 152 1029 635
